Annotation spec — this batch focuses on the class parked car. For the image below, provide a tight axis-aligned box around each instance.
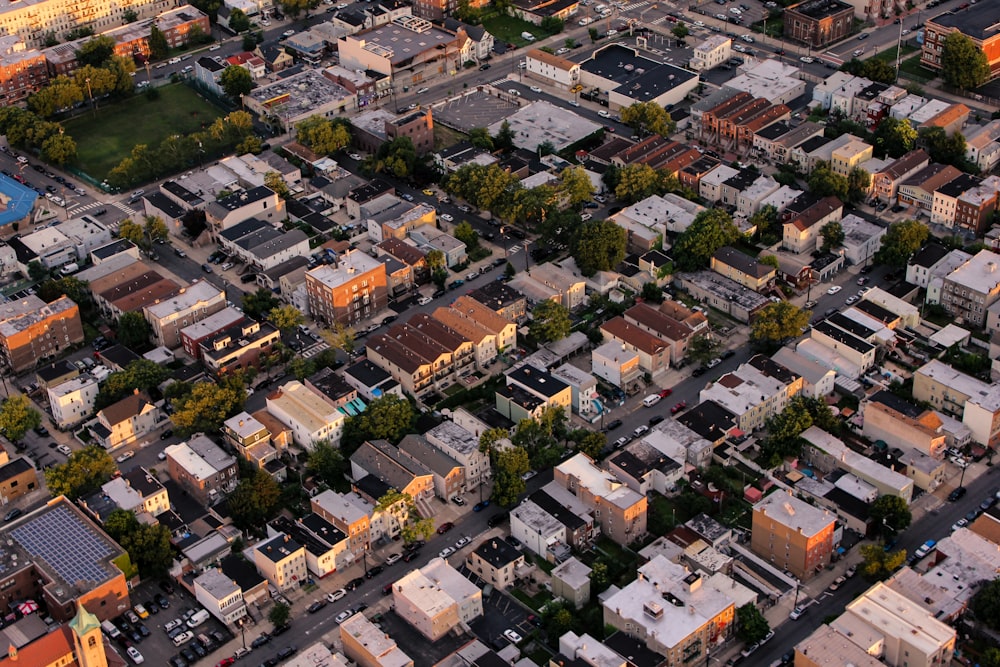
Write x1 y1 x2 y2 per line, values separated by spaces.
451 496 466 506
671 401 687 414
827 576 846 592
327 589 347 603
346 577 365 591
948 487 967 501
385 553 402 566
306 600 327 614
437 522 454 534
789 605 808 620
438 546 456 558
365 565 384 579
504 629 523 643
473 501 490 512
914 539 936 558
604 419 623 431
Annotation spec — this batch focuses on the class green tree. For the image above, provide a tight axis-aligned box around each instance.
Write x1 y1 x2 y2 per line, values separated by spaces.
479 427 510 457
571 430 606 459
540 15 563 33
229 469 281 530
687 334 721 365
340 394 415 455
672 23 689 41
641 281 664 303
673 209 741 271
280 0 322 18
117 311 152 350
75 35 115 67
614 163 662 204
118 215 168 250
872 117 917 159
493 446 529 507
376 489 435 543
971 578 1000 630
268 304 305 332
171 379 246 434
263 171 289 198
940 31 990 90
220 65 253 100
619 101 675 137
876 219 929 267
96 359 169 409
445 163 520 214
148 26 169 60
807 161 849 200
27 260 48 282
589 561 609 595
321 321 356 357
860 543 907 580
269 602 291 628
373 136 418 179
735 603 770 644
296 115 352 155
39 276 90 308
41 132 77 166
306 440 346 489
44 445 116 499
494 120 515 152
760 396 836 466
870 495 912 537
919 126 972 170
28 76 83 118
846 166 871 203
759 254 779 269
573 218 626 276
468 127 494 150
820 221 844 252
0 394 41 442
453 220 479 249
242 288 281 321
228 7 251 32
530 299 572 343
104 510 174 577
558 165 595 206
750 301 811 349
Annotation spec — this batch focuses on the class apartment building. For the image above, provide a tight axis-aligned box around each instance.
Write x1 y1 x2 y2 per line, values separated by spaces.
311 490 373 558
350 440 434 517
898 163 962 211
600 317 671 375
391 557 482 640
366 315 474 397
424 419 490 491
0 296 84 373
800 426 914 501
432 297 516 370
253 534 307 593
940 249 1000 327
306 251 389 328
554 453 647 545
954 174 1000 237
699 357 802 432
143 280 226 349
340 612 413 667
871 149 930 202
205 187 284 237
795 625 885 667
200 319 281 376
179 306 246 361
751 490 836 579
784 0 854 47
525 47 581 89
164 434 239 505
781 194 844 253
920 7 1000 80
862 390 947 459
512 486 595 560
193 568 248 625
47 373 99 429
265 380 346 449
398 434 463 501
0 37 47 106
689 34 731 71
0 0 174 49
913 359 1000 448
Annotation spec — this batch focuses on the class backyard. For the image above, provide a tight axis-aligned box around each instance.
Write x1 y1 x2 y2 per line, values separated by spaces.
64 84 226 181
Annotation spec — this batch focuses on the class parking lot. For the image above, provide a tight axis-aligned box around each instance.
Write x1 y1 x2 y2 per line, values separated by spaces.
458 563 537 653
433 89 520 133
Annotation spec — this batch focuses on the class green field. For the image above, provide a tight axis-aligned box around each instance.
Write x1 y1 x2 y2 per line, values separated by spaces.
64 84 226 181
481 14 549 46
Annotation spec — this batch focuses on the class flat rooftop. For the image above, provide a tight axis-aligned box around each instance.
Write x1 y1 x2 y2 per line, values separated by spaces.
754 489 835 537
582 44 697 102
349 16 456 65
487 100 602 151
927 6 1000 41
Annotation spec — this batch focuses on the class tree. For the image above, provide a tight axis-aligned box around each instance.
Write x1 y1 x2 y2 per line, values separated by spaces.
242 288 280 321
672 23 689 41
750 301 811 348
940 31 990 90
493 446 529 507
494 120 515 152
220 65 253 100
445 163 520 214
614 163 662 204
41 133 77 166
876 219 929 267
373 136 418 179
820 221 844 252
44 445 116 499
28 76 83 118
104 510 174 578
919 126 972 170
340 394 415 455
148 26 169 61
296 115 352 155
262 171 289 199
540 15 563 33
171 379 246 434
759 254 779 269
641 281 664 303
673 209 741 271
118 215 168 250
846 166 871 203
117 311 152 350
735 603 770 644
228 469 281 530
760 396 837 466
573 218 626 276
971 578 1000 631
687 334 721 365
96 360 169 409
558 165 595 206
0 395 41 442
859 543 907 580
453 221 479 249
268 304 304 332
39 276 90 308
228 7 251 32
571 430 605 459
468 127 493 150
75 35 115 67
589 561 609 595
306 441 347 489
872 117 917 159
269 603 291 629
619 101 675 138
807 161 849 200
376 489 435 543
530 299 571 343
870 495 912 537
280 0 321 18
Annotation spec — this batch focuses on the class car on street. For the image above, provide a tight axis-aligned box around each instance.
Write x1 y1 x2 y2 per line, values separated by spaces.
827 576 846 592
948 486 967 501
604 419 623 431
416 87 430 94
417 295 432 306
160 429 174 440
614 436 630 449
455 536 471 548
845 295 859 305
306 600 327 614
789 605 808 620
437 522 454 534
334 611 352 624
659 388 673 398
365 565 384 579
473 500 490 512
57 444 72 456
349 153 362 160
671 401 687 414
403 550 421 562
845 565 857 578
117 451 135 463
799 56 814 63
914 540 936 558
439 546 456 558
385 553 402 566
440 213 453 222
327 589 347 603
649 415 664 426
422 189 435 196
633 425 649 438
952 518 968 532
706 358 722 369
283 29 295 36
345 577 365 591
529 86 542 93
827 285 842 294
504 629 523 643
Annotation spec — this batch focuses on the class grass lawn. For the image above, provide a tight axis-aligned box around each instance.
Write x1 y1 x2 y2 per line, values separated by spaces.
899 54 934 83
482 14 548 47
867 44 918 63
64 84 225 181
434 123 467 152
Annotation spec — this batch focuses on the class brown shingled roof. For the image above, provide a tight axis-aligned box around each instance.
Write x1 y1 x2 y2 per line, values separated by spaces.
600 316 669 355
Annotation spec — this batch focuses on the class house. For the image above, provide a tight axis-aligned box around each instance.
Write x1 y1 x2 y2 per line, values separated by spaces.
913 359 1000 448
606 441 683 496
698 357 802 433
340 612 413 667
47 374 99 429
424 419 490 492
512 486 595 560
689 34 731 71
179 306 246 361
771 347 836 398
91 391 162 451
871 149 930 202
931 173 981 227
940 249 1000 327
898 163 962 211
554 453 647 545
80 468 169 522
342 359 403 402
193 568 248 625
432 296 517 370
391 557 483 640
838 213 886 266
525 48 581 89
751 490 836 579
795 625 887 667
253 533 308 593
551 557 592 609
801 426 914 501
591 340 642 391
710 246 775 292
164 434 239 505
265 380 346 449
677 271 770 323
350 439 434 509
205 186 284 237
465 538 526 590
0 458 38 504
600 317 671 375
311 490 374 559
781 194 844 253
398 434 464 501
622 302 707 366
469 281 528 323
964 120 1000 173
955 174 1000 237
200 318 281 376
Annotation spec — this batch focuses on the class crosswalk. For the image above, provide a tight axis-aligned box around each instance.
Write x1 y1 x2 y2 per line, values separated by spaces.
508 244 522 254
67 199 138 218
650 15 667 24
621 0 649 10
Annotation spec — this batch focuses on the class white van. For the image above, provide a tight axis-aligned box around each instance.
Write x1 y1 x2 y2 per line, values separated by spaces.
186 610 210 628
168 57 181 65
101 620 120 639
642 394 662 408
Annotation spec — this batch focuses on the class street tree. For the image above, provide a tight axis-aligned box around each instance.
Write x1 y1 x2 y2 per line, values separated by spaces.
373 136 417 179
228 8 251 32
860 543 907 580
44 445 116 499
919 126 972 170
117 311 152 350
242 288 280 320
870 495 912 537
28 76 83 118
118 215 168 250
269 603 291 629
454 221 479 249
268 304 305 332
557 165 595 206
876 219 929 267
847 167 871 203
170 379 246 434
614 163 662 204
0 395 41 443
41 133 77 166
672 23 689 41
872 117 917 158
148 26 169 60
570 429 605 459
941 31 990 90
687 334 721 365
340 394 415 455
750 301 811 349
735 603 770 644
228 469 281 531
220 65 253 100
820 221 844 252
807 161 849 200
672 209 741 271
492 446 529 507
321 321 356 357
478 427 510 457
573 218 626 276
530 299 571 343
619 101 676 137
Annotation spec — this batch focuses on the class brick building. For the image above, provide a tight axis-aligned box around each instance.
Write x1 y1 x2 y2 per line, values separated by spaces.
784 0 855 48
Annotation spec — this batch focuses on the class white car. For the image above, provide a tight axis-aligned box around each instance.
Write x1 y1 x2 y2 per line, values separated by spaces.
116 450 135 463
417 296 432 306
556 47 570 54
607 29 618 36
845 295 859 305
799 56 814 63
57 444 72 456
327 588 347 603
733 44 747 52
439 546 456 558
261 19 270 25
349 153 362 160
504 629 523 643
529 86 542 93
826 285 842 295
209 44 221 51
337 2 348 7
455 536 471 548
335 610 352 624
440 213 454 222
741 34 755 43
385 553 402 565
598 110 611 118
172 631 194 647
127 646 144 664
952 518 968 532
283 29 295 36
416 87 430 94
694 20 705 26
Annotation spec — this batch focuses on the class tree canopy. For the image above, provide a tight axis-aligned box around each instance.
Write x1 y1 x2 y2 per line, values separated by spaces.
104 509 174 577
870 495 912 537
306 441 347 490
0 395 41 443
860 543 907 580
296 115 352 156
820 221 844 252
268 304 305 332
573 218 626 276
44 445 117 499
972 578 1000 631
530 299 572 343
672 209 741 271
96 359 169 409
493 446 530 507
735 603 770 644
220 65 254 100
242 288 281 321
170 378 246 435
340 394 416 456
619 101 676 137
807 161 849 200
228 469 281 531
750 301 810 348
876 219 929 267
872 117 917 159
116 311 152 350
940 31 990 90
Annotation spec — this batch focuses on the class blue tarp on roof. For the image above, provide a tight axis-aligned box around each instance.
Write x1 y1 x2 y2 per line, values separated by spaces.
0 174 38 227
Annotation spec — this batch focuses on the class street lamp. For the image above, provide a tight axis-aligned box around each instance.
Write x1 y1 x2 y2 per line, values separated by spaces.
84 77 95 116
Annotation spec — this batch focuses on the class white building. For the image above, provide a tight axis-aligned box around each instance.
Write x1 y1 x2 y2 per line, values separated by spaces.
265 380 346 449
47 374 99 428
690 34 731 71
838 213 887 266
525 48 581 88
591 340 641 389
424 419 490 491
194 568 248 625
725 59 806 105
391 557 483 640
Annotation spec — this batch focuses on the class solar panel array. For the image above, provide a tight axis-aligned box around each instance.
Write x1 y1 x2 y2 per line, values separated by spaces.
10 505 114 584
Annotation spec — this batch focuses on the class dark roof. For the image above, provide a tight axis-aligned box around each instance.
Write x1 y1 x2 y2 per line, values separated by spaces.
823 486 870 521
220 217 270 242
827 312 877 340
162 180 204 207
472 538 522 569
497 384 545 412
712 246 773 279
722 169 761 192
608 448 681 479
507 365 569 399
787 0 853 20
747 354 798 384
927 6 1000 41
36 360 77 383
813 320 875 354
91 239 136 260
755 121 792 141
909 242 950 269
261 255 309 280
0 457 33 480
97 344 141 370
469 281 525 311
256 534 303 563
354 473 391 501
529 489 587 531
854 299 897 323
216 186 275 212
197 56 225 72
580 44 697 102
868 389 925 419
937 173 980 198
348 179 393 203
677 400 736 442
122 468 164 497
603 632 666 667
306 366 356 403
144 191 186 220
344 359 392 388
220 553 267 591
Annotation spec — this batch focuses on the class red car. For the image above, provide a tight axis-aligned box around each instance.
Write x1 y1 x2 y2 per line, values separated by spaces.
216 659 236 667
437 522 454 534
671 401 687 414
659 388 673 398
